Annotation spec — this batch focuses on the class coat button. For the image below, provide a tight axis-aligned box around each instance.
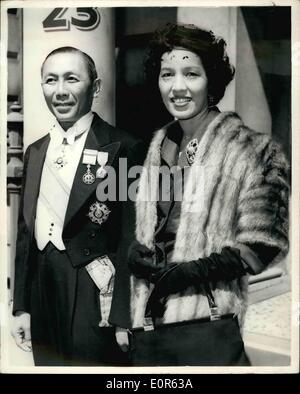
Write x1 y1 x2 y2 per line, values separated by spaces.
89 232 96 238
84 248 91 256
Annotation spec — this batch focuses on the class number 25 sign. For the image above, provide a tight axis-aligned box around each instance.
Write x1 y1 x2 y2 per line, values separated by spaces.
43 8 101 32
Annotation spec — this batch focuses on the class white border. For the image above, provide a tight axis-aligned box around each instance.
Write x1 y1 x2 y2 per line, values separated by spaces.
1 0 299 375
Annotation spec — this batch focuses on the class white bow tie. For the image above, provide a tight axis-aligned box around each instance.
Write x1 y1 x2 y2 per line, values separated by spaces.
64 131 76 145
62 123 81 145
51 115 92 147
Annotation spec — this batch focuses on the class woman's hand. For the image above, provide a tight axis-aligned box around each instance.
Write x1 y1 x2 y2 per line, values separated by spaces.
127 240 158 280
147 247 248 317
149 263 191 300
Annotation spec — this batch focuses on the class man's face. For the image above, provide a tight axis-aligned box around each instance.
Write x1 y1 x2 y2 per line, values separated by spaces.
41 51 97 127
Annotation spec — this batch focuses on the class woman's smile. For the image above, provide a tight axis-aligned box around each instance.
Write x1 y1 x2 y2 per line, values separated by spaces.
171 96 192 107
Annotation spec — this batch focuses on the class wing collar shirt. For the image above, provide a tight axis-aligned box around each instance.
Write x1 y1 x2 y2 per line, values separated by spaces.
35 111 94 251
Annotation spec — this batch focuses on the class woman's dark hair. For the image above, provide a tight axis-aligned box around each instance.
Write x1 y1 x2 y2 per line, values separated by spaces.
145 23 235 106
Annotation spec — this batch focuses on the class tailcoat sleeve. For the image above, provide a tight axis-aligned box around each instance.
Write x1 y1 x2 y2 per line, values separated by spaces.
13 147 32 314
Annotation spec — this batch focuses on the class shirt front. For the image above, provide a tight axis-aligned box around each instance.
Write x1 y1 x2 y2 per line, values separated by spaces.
35 111 94 251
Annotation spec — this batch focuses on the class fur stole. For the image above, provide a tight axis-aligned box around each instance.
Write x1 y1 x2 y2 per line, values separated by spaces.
131 111 289 328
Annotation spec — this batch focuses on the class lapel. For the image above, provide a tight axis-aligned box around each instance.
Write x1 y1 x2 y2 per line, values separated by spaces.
63 114 121 228
23 134 50 230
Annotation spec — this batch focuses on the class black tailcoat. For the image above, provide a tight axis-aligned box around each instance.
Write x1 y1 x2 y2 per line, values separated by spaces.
13 113 144 365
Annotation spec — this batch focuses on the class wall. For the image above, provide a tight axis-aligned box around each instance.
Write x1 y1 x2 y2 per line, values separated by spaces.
23 7 115 149
177 7 237 112
240 7 291 161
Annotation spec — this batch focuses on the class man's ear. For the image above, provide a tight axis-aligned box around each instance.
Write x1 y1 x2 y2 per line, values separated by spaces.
93 78 101 97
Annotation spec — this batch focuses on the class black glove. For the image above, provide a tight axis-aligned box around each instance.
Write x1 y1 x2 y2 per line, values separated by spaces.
148 262 179 284
127 240 159 280
148 247 247 316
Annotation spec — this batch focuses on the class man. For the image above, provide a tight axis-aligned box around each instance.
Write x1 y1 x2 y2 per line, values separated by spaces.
11 47 143 366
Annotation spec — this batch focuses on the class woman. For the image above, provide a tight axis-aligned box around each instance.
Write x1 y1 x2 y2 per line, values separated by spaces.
128 23 289 366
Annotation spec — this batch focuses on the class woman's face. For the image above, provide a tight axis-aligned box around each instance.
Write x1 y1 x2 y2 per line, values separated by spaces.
158 49 208 120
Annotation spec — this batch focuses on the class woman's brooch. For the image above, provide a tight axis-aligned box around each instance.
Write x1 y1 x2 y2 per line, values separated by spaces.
185 138 199 165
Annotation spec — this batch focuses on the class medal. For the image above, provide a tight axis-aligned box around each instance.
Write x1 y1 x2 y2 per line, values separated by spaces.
96 166 107 179
81 149 109 182
88 201 110 225
97 152 108 166
82 149 98 184
185 138 199 165
82 164 95 184
96 151 109 179
82 149 98 165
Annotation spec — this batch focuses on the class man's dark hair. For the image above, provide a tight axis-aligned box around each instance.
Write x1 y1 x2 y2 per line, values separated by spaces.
41 46 98 83
145 23 235 106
